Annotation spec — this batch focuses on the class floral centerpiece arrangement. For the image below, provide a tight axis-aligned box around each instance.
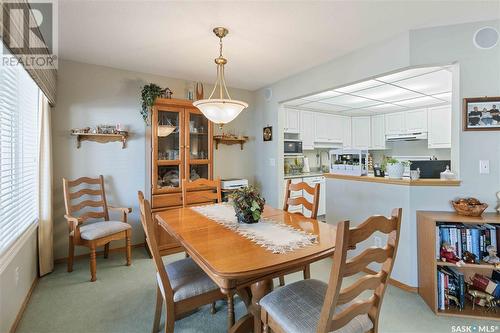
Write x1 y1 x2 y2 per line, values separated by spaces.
229 186 265 224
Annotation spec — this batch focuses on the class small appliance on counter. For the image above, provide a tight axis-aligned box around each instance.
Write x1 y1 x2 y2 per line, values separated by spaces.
302 157 311 173
410 160 452 179
221 178 248 190
329 149 368 176
221 178 249 202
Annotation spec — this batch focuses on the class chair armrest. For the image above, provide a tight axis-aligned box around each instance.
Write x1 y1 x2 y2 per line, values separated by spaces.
109 206 132 223
64 214 82 239
109 206 132 214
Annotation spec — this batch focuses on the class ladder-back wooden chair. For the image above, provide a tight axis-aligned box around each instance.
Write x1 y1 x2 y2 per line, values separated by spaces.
138 191 224 333
63 175 132 282
181 178 222 207
261 208 402 333
280 179 320 286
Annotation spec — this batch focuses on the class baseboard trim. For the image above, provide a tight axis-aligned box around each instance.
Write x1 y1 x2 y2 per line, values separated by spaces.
54 243 145 264
9 276 38 333
362 267 418 293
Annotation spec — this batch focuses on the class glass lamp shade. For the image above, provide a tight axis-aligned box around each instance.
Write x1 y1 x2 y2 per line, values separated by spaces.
193 99 248 125
157 125 176 137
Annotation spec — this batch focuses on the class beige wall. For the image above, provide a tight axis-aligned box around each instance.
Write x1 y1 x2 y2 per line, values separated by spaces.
52 60 256 260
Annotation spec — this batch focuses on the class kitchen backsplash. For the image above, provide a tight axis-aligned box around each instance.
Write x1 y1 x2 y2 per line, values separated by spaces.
370 140 451 165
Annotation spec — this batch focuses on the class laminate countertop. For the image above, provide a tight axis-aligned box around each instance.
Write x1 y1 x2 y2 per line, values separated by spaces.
324 173 461 186
284 172 324 179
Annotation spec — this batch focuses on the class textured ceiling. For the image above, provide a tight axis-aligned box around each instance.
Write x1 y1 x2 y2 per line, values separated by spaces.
59 1 499 90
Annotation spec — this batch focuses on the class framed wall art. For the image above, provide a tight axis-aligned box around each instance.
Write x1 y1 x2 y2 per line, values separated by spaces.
463 97 500 131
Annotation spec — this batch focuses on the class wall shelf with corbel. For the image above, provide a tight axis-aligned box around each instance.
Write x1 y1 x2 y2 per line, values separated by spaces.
213 135 249 150
71 133 128 149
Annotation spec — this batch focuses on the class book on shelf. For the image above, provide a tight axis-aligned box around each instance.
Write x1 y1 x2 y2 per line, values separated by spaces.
437 266 465 309
436 223 499 263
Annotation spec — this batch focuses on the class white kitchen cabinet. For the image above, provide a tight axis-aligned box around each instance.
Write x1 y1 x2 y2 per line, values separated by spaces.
370 115 386 149
428 106 451 148
405 109 428 133
314 112 343 143
342 116 352 149
300 111 315 150
385 109 428 135
314 112 330 142
328 115 343 142
385 112 405 135
284 108 300 133
351 116 371 149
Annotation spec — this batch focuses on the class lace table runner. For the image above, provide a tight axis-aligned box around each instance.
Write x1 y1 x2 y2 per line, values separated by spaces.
190 203 317 254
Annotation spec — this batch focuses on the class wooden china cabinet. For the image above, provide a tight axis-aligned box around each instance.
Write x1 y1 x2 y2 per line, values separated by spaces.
145 98 213 255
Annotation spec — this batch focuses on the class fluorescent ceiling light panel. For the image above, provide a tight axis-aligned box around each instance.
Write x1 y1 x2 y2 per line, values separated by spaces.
394 96 443 107
303 90 342 101
300 101 350 112
321 94 382 108
393 70 452 95
376 66 442 83
432 92 452 102
334 80 383 93
353 84 424 102
365 103 406 112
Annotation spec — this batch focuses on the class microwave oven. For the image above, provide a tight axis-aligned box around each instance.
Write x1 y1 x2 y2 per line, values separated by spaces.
284 140 303 154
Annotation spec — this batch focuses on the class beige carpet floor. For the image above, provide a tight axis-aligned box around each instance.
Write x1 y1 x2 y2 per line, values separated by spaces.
15 248 499 333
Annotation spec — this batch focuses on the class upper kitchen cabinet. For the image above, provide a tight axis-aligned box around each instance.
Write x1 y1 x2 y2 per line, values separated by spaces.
385 112 405 135
300 111 315 150
385 109 428 135
405 109 428 133
351 116 371 149
314 112 343 143
342 116 352 149
284 108 300 133
370 114 386 149
428 106 451 149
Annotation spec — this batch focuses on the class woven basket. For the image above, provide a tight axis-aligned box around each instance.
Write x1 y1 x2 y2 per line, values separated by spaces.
451 200 488 217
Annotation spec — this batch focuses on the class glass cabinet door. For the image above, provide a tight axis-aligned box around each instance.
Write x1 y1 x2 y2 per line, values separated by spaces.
185 110 212 181
153 107 183 193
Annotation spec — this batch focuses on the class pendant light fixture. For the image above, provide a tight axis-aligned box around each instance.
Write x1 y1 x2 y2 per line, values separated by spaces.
193 27 248 128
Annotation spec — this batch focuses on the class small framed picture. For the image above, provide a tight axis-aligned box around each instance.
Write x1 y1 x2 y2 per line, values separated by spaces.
263 126 272 141
463 97 500 131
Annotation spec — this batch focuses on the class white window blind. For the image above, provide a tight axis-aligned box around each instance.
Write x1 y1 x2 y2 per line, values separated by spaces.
0 48 40 256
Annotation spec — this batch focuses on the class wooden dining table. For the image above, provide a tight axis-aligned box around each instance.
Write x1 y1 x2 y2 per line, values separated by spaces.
155 205 338 333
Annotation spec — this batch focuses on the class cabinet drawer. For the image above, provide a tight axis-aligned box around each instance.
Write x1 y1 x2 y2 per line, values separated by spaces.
152 193 182 209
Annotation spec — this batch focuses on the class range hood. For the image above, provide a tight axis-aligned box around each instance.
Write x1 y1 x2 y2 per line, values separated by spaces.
386 132 428 142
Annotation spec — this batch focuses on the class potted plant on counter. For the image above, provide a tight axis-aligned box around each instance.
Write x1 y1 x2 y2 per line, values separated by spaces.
385 158 411 179
230 186 265 224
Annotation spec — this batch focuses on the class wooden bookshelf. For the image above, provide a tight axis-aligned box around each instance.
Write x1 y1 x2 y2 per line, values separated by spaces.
417 211 500 321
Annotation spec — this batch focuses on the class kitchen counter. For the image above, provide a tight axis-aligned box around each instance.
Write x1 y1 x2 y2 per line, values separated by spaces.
284 171 324 179
324 173 461 186
325 172 464 289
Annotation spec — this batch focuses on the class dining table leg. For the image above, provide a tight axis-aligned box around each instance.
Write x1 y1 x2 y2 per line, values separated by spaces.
229 279 274 333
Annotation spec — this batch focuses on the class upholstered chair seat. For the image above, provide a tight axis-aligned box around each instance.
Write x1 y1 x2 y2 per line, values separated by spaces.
70 221 132 240
260 279 373 333
165 258 219 302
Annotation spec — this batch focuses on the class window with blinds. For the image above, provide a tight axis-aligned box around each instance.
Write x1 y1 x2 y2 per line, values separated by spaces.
0 48 40 256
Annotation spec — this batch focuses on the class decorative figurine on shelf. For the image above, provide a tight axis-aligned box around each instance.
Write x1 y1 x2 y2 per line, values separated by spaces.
483 245 500 266
467 286 498 312
160 88 173 99
440 242 465 266
462 251 479 264
444 290 462 310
